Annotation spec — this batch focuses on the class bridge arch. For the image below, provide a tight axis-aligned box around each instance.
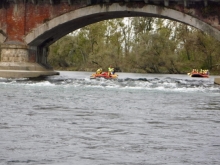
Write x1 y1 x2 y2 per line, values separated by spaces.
25 3 220 48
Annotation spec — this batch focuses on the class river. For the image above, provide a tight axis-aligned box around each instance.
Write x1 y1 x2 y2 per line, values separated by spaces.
0 71 220 165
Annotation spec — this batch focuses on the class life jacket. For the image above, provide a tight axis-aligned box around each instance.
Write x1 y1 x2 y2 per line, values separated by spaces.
96 68 102 74
108 67 114 72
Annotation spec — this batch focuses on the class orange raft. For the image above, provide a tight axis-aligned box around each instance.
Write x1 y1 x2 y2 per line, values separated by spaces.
188 69 209 78
190 73 209 78
90 72 118 79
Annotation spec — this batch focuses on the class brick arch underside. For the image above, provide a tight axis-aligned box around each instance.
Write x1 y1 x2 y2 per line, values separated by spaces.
25 3 220 47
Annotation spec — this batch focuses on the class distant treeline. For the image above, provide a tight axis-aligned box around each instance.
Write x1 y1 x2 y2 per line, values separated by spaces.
48 17 220 74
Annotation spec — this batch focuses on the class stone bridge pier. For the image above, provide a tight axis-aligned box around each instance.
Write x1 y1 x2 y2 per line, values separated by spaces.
0 0 61 78
0 43 58 78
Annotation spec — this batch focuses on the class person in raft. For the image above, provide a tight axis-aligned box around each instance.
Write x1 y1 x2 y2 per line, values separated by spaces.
108 65 114 76
96 68 102 74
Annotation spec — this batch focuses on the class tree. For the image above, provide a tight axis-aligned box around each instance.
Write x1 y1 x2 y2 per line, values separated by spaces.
48 17 220 74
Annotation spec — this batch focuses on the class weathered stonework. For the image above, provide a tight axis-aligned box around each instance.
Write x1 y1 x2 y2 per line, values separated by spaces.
1 44 28 62
0 44 59 78
0 33 6 43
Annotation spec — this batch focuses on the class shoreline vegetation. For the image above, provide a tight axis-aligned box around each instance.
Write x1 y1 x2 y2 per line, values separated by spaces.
48 18 220 76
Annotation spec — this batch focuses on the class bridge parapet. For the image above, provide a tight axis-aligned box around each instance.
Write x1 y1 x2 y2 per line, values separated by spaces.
0 0 220 7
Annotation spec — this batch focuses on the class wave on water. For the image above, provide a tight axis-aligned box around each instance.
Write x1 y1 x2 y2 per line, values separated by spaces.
0 76 219 93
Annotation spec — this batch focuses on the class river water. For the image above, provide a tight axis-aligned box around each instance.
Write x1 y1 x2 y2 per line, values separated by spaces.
0 71 220 165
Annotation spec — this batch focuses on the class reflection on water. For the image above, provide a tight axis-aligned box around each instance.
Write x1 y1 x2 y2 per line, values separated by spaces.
0 71 220 165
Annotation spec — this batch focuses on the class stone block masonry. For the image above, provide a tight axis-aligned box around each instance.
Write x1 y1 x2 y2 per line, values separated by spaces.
1 44 28 62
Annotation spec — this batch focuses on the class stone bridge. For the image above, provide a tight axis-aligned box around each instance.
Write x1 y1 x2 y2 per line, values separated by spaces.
0 0 220 83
